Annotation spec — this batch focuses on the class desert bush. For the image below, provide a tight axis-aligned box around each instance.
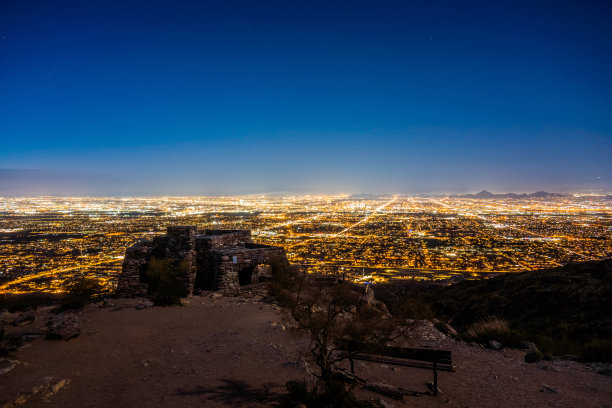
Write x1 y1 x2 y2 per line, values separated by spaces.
531 333 581 357
0 326 20 356
392 296 435 320
270 269 406 402
524 350 543 363
463 316 523 347
464 316 508 338
59 276 105 312
266 256 295 300
142 257 189 306
579 339 612 363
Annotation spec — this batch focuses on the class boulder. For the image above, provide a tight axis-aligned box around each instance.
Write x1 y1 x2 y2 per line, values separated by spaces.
520 341 538 352
45 312 81 341
0 358 19 375
489 340 502 350
135 300 154 310
12 314 35 327
361 287 390 315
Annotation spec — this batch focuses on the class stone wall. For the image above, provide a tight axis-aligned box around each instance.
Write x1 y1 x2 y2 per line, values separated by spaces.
165 226 197 293
206 245 289 292
116 241 154 297
116 226 288 297
196 230 252 250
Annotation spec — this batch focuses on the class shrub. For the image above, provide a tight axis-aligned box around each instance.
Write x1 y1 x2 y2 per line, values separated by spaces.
142 258 189 306
524 350 543 363
266 256 295 301
579 339 612 363
392 296 435 320
0 326 20 356
59 276 104 312
531 333 582 357
465 316 508 338
463 317 523 347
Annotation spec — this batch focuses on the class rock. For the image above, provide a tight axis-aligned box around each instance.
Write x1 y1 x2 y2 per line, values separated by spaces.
489 340 502 350
282 360 304 369
597 367 612 376
0 359 19 375
12 314 35 327
378 399 395 408
445 323 458 337
102 298 116 308
538 364 559 372
13 392 28 406
31 384 45 394
210 293 223 299
135 300 154 310
541 384 559 394
20 333 43 342
588 363 612 376
520 341 538 351
45 312 81 341
50 379 68 393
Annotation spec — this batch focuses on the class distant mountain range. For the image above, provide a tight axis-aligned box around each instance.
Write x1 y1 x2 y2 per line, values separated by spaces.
347 191 612 200
457 190 570 199
347 193 393 199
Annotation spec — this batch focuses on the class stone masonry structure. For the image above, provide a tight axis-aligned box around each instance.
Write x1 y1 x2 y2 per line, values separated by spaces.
116 226 289 297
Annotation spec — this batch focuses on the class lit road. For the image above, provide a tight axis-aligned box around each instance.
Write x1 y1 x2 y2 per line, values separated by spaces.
0 256 124 293
331 197 399 238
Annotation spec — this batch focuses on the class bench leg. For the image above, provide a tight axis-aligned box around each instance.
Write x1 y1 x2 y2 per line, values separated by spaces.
433 360 438 396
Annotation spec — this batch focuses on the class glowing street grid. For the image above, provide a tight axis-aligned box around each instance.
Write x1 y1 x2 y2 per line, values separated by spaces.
0 195 610 294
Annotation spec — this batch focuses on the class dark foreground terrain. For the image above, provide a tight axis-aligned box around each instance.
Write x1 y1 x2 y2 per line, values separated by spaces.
1 287 611 408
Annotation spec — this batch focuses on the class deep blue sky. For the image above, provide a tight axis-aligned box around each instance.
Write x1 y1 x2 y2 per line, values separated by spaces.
1 0 611 195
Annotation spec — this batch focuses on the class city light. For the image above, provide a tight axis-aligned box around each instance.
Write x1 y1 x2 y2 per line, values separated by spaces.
0 194 610 294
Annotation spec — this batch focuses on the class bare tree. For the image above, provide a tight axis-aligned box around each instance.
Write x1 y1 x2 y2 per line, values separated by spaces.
271 267 404 390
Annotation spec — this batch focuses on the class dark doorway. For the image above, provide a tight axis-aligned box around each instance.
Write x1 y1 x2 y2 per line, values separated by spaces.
194 257 216 290
238 265 255 285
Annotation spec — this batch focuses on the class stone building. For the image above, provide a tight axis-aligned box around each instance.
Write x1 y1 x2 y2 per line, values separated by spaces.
116 226 289 297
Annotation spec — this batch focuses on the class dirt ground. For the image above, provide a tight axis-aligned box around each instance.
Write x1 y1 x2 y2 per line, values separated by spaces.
2 289 611 408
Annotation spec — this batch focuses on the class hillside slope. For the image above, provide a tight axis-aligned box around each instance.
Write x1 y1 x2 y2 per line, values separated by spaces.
426 259 612 352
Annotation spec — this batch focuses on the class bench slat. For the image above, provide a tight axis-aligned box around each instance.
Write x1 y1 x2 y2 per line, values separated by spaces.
340 342 452 364
350 353 455 372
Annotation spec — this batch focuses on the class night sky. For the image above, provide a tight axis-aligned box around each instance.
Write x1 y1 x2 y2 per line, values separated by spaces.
1 0 611 195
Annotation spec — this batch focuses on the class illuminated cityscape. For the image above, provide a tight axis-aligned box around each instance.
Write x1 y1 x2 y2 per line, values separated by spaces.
1 194 610 294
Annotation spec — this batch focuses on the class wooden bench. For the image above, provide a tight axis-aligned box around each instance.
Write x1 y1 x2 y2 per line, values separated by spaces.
338 342 454 396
